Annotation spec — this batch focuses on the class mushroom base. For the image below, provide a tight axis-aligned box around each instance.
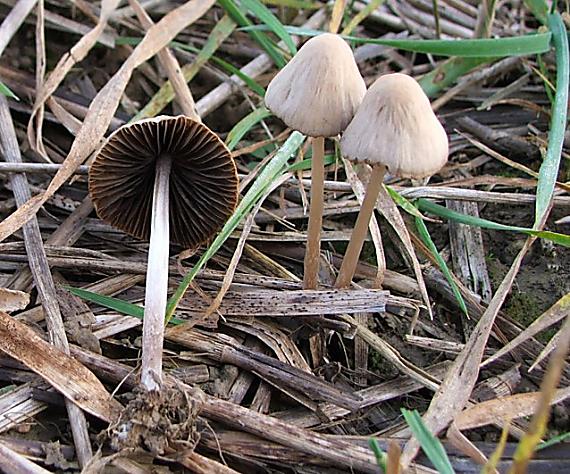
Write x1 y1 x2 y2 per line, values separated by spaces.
104 385 203 456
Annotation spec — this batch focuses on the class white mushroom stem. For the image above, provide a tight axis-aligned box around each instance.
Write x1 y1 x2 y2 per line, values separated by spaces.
335 164 386 289
303 136 325 289
141 156 172 392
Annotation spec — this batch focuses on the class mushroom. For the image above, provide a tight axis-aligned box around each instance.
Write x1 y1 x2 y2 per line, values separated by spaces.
335 73 448 288
89 116 238 391
265 33 365 289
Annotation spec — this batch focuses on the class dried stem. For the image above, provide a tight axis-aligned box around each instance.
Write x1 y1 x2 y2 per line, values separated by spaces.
335 165 386 289
141 155 172 391
303 136 325 289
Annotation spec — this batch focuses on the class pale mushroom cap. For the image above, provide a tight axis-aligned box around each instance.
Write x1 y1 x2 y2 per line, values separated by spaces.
340 73 448 179
265 33 366 137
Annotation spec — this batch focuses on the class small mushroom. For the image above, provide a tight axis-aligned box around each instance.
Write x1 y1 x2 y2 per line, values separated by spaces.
335 73 448 288
265 33 366 289
89 116 238 391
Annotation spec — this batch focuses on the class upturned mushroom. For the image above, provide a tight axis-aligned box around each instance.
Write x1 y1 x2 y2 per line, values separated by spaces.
89 116 238 391
265 33 365 289
335 73 448 288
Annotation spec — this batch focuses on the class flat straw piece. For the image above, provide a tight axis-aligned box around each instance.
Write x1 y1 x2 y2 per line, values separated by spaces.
335 165 386 289
303 137 325 289
140 156 172 391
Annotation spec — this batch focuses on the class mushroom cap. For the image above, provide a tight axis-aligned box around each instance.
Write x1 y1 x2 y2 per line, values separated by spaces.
89 116 238 249
265 33 366 137
340 73 448 179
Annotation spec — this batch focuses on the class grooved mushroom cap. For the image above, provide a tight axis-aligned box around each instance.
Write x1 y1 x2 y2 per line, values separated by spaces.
265 33 366 137
89 116 238 249
340 73 448 179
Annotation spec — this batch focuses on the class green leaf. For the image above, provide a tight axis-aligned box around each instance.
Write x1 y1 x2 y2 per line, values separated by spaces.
368 438 387 471
416 199 570 247
538 431 570 450
218 0 286 68
535 13 569 228
165 131 306 320
401 409 455 474
240 26 552 57
226 107 272 151
262 0 321 9
414 216 468 317
418 57 491 97
385 185 426 220
286 153 336 172
0 80 18 101
241 0 297 55
67 287 185 325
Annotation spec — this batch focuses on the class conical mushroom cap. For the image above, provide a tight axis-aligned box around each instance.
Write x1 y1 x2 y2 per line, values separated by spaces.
265 33 366 137
89 116 238 249
340 73 448 179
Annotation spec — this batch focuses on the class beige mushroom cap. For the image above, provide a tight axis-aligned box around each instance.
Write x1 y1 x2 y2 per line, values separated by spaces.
265 33 366 137
340 73 448 179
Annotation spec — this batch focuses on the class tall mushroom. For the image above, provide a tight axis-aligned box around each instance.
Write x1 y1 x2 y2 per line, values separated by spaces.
335 73 448 288
89 116 238 391
265 33 366 289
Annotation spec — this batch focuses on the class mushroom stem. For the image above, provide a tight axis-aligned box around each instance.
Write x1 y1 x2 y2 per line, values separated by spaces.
335 165 386 289
303 136 325 289
141 156 172 392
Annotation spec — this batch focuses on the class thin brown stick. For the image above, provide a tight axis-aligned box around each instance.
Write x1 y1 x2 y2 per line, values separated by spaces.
303 136 325 289
335 165 386 289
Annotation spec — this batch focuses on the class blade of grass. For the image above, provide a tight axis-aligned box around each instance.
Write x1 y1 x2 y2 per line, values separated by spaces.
401 409 455 474
419 57 491 97
218 0 286 67
369 439 387 471
66 287 186 325
535 13 569 228
165 131 306 320
415 216 468 316
226 107 271 151
0 81 18 100
341 0 385 35
241 0 297 55
416 199 570 247
263 0 321 9
241 26 552 57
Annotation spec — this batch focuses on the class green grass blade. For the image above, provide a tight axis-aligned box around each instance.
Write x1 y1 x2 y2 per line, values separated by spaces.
535 13 569 228
68 287 144 317
218 0 286 67
286 153 336 172
415 216 468 316
538 431 570 450
418 57 491 97
0 81 18 101
416 199 570 247
67 287 187 324
165 131 306 320
241 26 552 57
226 107 272 151
262 0 321 9
385 185 427 220
368 438 387 471
401 409 455 474
241 0 297 55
